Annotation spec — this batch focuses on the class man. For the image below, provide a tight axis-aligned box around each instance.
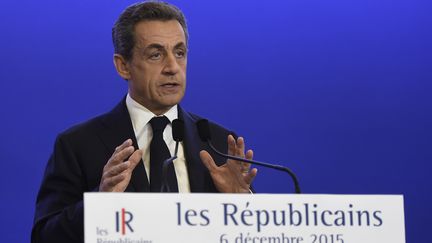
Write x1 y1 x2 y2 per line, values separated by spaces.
32 1 257 242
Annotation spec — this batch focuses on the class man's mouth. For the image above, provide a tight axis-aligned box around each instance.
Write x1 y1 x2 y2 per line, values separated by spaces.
161 82 179 88
160 82 181 93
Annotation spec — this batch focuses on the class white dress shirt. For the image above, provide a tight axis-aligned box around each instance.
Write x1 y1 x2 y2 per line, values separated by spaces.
125 94 191 192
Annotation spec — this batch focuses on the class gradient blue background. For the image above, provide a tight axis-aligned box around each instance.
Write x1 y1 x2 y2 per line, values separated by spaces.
1 0 431 242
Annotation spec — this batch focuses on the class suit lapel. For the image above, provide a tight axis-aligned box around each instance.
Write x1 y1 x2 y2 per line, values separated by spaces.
98 98 150 192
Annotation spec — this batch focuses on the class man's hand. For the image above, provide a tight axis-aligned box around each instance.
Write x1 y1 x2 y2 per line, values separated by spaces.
200 135 258 193
99 139 143 192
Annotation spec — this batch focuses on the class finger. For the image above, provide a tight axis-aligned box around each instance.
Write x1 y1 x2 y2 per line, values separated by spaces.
244 168 258 185
236 137 245 158
115 139 133 152
246 149 253 159
200 150 218 172
234 138 248 171
108 146 134 167
103 173 126 189
127 149 143 171
245 149 253 161
239 150 253 174
227 135 240 169
227 135 236 156
104 161 130 178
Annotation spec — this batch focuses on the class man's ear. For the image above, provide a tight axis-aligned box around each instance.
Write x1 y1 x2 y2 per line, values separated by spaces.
113 54 131 80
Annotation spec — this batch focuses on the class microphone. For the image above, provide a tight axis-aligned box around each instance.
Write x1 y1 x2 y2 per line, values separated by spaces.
161 119 185 192
196 119 301 194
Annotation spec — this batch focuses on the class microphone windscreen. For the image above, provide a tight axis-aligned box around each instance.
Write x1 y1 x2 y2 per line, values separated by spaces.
172 119 185 142
196 119 211 142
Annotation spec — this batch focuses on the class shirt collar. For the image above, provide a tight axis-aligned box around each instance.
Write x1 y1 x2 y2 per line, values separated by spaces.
126 93 178 132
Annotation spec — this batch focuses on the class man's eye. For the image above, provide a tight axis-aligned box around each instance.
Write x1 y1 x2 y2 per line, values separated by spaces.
175 50 185 58
149 52 161 60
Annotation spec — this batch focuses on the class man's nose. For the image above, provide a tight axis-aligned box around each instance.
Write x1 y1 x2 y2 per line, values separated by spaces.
162 53 180 76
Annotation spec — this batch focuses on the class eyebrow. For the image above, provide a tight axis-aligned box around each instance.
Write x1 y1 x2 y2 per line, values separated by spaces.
144 42 187 52
174 42 187 50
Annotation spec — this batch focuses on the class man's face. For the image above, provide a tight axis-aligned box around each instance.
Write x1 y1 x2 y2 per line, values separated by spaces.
118 20 187 115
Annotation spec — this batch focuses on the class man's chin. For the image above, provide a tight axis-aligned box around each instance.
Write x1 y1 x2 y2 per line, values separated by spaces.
159 95 184 109
163 92 184 104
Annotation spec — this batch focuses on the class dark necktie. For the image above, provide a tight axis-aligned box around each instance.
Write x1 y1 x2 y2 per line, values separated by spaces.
149 116 179 192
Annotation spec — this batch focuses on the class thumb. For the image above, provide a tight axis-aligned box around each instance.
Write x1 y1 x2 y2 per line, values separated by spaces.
200 150 218 172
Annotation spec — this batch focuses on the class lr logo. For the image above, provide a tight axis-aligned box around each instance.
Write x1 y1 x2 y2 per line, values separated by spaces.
115 208 134 235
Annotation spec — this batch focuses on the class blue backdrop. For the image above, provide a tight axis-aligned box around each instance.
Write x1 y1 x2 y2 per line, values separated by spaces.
0 0 431 242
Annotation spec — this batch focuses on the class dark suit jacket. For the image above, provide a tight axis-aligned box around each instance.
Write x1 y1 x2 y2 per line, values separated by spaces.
32 98 233 243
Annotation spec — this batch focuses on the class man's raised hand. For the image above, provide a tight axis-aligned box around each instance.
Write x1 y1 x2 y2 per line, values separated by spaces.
99 139 142 192
200 135 257 193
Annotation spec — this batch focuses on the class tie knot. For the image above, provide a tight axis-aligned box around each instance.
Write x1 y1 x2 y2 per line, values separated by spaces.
149 116 170 132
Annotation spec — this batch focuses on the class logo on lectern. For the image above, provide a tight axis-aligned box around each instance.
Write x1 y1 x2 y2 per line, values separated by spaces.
115 208 134 235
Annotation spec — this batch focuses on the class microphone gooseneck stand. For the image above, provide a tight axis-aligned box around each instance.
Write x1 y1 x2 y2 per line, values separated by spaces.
196 119 301 194
161 119 184 192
